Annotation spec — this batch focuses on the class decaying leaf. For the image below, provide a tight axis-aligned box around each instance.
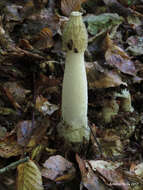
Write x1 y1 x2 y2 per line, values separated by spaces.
132 162 143 178
36 95 59 116
17 118 50 148
86 62 127 88
36 73 60 94
76 154 109 190
32 27 54 50
124 163 143 189
3 82 30 105
17 159 43 190
61 0 87 16
31 144 44 161
84 13 123 37
19 39 33 50
76 154 143 190
88 160 128 189
127 15 142 29
0 107 17 115
93 130 124 158
102 0 140 17
27 117 50 148
0 127 7 139
42 155 76 182
4 4 21 22
0 135 22 158
126 36 143 56
17 120 33 147
105 34 136 76
3 86 21 109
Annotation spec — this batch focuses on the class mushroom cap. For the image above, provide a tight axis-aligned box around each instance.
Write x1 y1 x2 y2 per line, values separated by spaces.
62 11 88 53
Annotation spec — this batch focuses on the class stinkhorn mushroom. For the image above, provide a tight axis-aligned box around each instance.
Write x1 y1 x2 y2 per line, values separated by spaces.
58 11 90 148
102 98 119 123
114 89 134 112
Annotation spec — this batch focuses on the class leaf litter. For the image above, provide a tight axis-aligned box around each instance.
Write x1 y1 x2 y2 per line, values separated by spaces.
0 0 143 189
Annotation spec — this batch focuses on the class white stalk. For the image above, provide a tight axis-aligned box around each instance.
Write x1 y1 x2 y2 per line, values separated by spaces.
62 52 87 125
61 52 89 142
58 12 90 144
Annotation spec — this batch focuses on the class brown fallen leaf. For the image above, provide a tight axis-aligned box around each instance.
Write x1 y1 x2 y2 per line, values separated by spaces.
61 0 87 16
8 47 45 61
36 73 61 95
17 118 50 148
88 160 129 190
36 95 59 116
3 82 30 107
105 34 136 76
0 134 22 158
42 155 76 182
86 62 127 89
3 86 21 109
103 0 141 17
38 73 60 87
76 154 109 190
131 162 143 179
27 117 50 148
55 173 75 182
92 128 124 158
32 27 54 50
19 39 33 50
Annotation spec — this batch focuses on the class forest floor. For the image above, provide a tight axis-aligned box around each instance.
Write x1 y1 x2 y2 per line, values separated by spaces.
0 0 143 189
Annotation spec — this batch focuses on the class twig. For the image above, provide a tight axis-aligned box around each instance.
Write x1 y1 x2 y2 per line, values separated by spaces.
89 124 103 157
32 72 36 130
0 157 29 174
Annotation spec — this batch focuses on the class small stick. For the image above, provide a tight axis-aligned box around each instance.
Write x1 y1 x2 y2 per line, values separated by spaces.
32 72 36 130
0 157 29 174
89 124 103 157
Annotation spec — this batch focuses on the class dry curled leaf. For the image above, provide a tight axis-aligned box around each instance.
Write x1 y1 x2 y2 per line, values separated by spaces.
0 135 22 158
36 95 59 116
97 130 124 158
105 34 136 76
88 160 128 189
32 27 54 49
17 159 43 190
19 39 33 50
3 82 30 105
37 73 60 90
86 62 127 88
76 154 108 190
